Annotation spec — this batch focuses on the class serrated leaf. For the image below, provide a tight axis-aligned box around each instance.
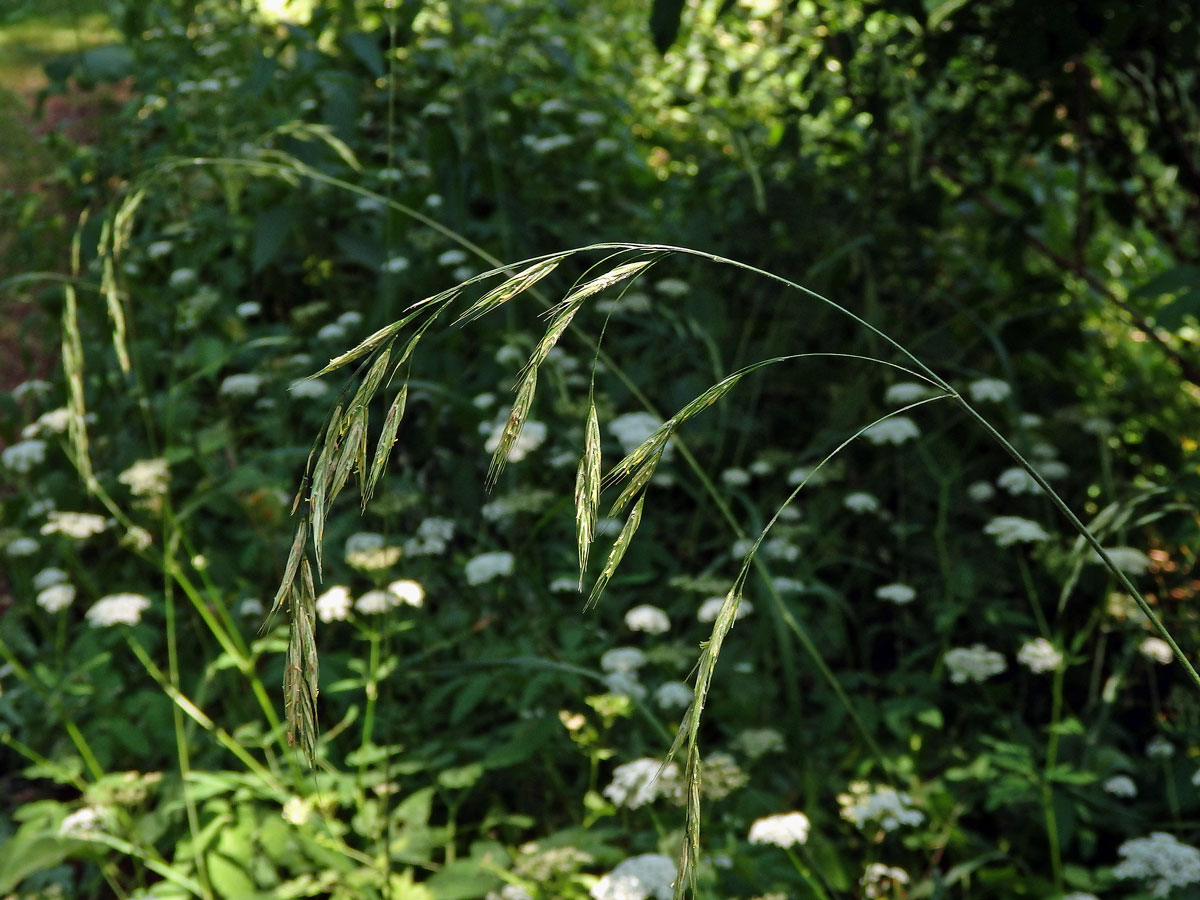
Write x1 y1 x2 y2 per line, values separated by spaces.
586 493 645 610
453 257 562 326
575 404 601 583
487 367 538 489
363 385 407 510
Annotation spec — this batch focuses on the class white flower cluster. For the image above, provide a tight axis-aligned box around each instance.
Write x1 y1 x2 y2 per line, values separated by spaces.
219 373 264 397
748 811 810 847
885 382 936 404
602 758 682 809
59 805 108 837
625 604 670 634
875 583 915 605
465 551 515 585
996 467 1043 495
600 646 647 699
837 782 924 832
2 439 47 473
1113 832 1200 897
944 645 1006 684
86 593 151 626
983 516 1050 547
860 863 910 899
41 512 108 540
844 491 880 513
732 728 785 759
861 416 920 446
316 585 352 622
653 681 692 709
1139 637 1174 665
344 532 402 571
1017 637 1062 674
406 517 455 556
590 853 676 900
37 583 76 613
1091 546 1152 576
118 458 170 497
967 378 1011 403
1103 775 1137 798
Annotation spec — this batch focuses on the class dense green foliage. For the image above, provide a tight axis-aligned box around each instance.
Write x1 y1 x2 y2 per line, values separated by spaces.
2 2 1199 899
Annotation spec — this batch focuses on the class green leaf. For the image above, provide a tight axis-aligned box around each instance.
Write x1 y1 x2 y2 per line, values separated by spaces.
650 0 687 53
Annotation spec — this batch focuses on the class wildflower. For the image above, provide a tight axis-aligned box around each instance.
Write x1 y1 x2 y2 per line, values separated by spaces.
862 416 920 445
875 583 916 605
603 670 646 700
336 311 362 328
1113 832 1200 897
654 680 692 709
732 727 786 758
33 567 69 590
345 532 401 570
237 598 263 617
37 583 76 613
524 134 573 154
944 644 1007 683
983 515 1050 547
655 278 690 298
168 268 197 288
837 782 924 832
386 579 425 608
465 551 515 585
86 593 151 626
6 537 39 556
289 378 329 399
382 255 410 273
376 167 402 181
437 249 469 267
609 412 666 457
885 382 936 404
720 467 751 487
1147 736 1174 760
281 796 311 826
590 854 676 900
316 322 346 341
36 407 72 433
1091 546 1152 575
764 538 799 561
844 491 880 513
473 392 495 409
1039 459 1070 480
219 373 264 397
405 517 455 556
316 586 353 622
236 301 261 317
700 753 748 798
748 811 809 847
1080 417 1114 436
997 467 1043 494
1104 775 1137 798
967 481 995 502
549 576 578 593
603 760 681 809
1017 637 1062 673
538 98 569 114
488 886 534 900
2 439 47 473
118 458 170 497
355 590 393 614
861 864 910 899
59 806 107 837
577 110 605 126
697 595 753 622
147 240 173 258
625 604 670 634
967 378 1011 403
41 512 108 539
600 647 646 673
1139 637 1174 665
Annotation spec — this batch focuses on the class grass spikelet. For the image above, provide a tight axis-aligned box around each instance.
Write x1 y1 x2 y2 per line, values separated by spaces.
309 403 345 576
312 321 405 378
268 519 308 622
585 493 645 611
486 366 538 490
348 346 392 413
453 256 564 326
284 558 320 765
575 403 602 583
608 449 664 518
328 409 367 505
363 384 408 510
558 258 655 308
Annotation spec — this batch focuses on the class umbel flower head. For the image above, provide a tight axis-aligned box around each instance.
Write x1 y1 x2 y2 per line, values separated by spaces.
590 853 676 900
602 758 682 808
748 811 810 847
